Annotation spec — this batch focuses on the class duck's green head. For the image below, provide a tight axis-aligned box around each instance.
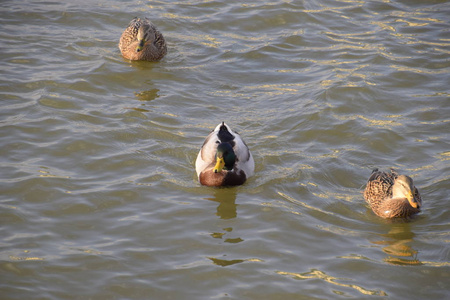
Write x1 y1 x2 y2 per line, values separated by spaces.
214 143 236 173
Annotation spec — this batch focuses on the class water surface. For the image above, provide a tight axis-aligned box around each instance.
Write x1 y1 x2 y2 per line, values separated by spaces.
1 0 449 299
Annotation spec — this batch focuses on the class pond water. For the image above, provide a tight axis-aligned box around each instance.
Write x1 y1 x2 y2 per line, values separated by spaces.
1 0 449 299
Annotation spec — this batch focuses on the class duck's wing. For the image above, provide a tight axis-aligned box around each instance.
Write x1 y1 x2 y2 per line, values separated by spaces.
364 169 394 204
146 18 166 52
367 169 395 184
233 132 254 175
195 129 219 176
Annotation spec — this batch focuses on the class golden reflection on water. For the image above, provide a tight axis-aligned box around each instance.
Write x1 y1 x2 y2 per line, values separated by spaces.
9 256 44 261
8 250 44 261
169 31 221 48
370 224 422 266
278 191 336 216
160 13 198 21
391 64 449 75
390 11 444 24
38 169 70 179
277 269 387 296
371 21 396 33
210 82 307 98
333 114 403 128
438 151 450 161
222 32 274 42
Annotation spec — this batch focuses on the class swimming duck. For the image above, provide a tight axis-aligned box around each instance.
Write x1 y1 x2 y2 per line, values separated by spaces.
119 17 167 61
363 169 422 218
195 122 255 186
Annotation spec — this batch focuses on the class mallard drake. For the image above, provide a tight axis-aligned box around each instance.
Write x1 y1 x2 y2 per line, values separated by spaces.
363 169 422 218
195 122 255 187
119 17 167 61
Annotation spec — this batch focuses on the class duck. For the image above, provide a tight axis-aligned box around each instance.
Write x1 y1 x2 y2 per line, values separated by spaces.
119 17 167 61
195 122 255 187
363 169 422 219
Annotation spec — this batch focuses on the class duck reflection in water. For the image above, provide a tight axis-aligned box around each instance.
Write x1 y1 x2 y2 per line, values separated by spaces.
206 188 238 220
205 189 250 267
370 223 422 266
134 88 160 102
127 88 160 113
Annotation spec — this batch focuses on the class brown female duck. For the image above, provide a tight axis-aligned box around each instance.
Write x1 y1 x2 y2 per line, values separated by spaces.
363 169 422 218
119 17 167 61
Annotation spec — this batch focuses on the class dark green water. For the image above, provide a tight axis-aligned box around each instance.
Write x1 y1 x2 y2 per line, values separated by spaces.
1 0 449 299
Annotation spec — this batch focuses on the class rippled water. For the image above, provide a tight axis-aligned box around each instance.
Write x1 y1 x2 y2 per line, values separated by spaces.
1 0 449 299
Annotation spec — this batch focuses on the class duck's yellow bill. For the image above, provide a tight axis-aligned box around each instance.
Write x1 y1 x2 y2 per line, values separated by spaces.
407 191 418 208
214 157 225 173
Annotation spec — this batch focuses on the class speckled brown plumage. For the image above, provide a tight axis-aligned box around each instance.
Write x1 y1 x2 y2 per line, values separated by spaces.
119 17 167 61
363 169 422 219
